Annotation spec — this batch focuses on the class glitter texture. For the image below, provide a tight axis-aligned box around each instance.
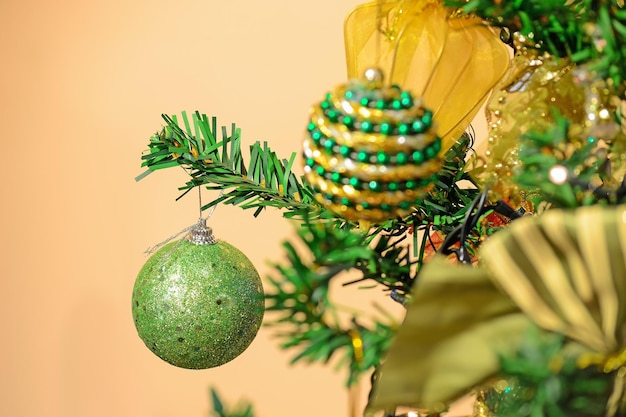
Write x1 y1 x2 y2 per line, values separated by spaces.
132 239 264 369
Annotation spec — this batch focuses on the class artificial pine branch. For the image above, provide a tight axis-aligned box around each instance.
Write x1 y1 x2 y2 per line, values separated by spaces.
265 214 400 385
446 0 626 87
487 327 614 417
264 133 505 384
514 111 626 207
137 111 325 219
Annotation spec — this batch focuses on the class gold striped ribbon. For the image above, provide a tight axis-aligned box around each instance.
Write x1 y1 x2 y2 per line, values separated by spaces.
368 205 626 416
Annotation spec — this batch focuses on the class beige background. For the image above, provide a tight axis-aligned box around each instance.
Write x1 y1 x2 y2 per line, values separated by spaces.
1 1 480 417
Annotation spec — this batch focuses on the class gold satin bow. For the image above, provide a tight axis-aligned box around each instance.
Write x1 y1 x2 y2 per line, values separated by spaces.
344 0 510 151
367 205 626 416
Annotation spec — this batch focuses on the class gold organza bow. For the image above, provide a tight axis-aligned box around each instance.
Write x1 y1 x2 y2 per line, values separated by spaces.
344 0 510 151
368 205 626 416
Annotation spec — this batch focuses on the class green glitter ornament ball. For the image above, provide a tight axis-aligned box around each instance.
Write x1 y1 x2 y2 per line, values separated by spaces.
132 228 264 369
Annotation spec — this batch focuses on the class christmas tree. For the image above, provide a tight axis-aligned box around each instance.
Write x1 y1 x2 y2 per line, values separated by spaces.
134 1 626 416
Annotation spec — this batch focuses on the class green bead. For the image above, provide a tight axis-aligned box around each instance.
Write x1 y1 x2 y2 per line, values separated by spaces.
331 172 341 183
349 177 360 187
307 122 316 132
412 150 424 163
400 96 413 108
377 151 390 164
432 138 441 153
357 151 369 162
316 166 325 175
395 152 408 165
405 180 416 189
132 240 264 369
368 180 381 191
380 203 391 211
361 120 374 133
343 115 354 128
311 131 322 142
380 122 393 135
391 99 402 110
388 182 399 191
360 97 369 106
345 90 354 99
340 197 351 206
361 202 371 209
412 120 425 133
399 201 411 210
375 99 386 109
305 158 315 167
339 145 351 157
327 109 339 122
425 146 437 159
320 100 331 110
422 110 433 126
324 138 336 151
398 124 410 135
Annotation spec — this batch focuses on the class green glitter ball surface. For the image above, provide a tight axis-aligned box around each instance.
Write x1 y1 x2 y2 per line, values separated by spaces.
132 239 264 369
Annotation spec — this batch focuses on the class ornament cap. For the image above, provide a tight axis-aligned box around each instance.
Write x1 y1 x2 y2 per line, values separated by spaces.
186 218 217 245
364 68 384 87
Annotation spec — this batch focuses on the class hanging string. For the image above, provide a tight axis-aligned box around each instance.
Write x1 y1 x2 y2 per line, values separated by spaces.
199 185 202 218
143 187 224 255
199 184 220 222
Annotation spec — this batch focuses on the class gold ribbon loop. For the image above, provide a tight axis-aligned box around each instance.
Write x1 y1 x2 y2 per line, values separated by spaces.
345 0 510 150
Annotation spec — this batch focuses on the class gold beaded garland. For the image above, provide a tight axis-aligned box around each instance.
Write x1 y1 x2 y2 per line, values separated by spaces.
303 69 442 222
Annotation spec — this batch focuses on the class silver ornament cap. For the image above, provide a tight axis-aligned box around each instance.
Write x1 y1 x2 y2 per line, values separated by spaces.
186 218 217 245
